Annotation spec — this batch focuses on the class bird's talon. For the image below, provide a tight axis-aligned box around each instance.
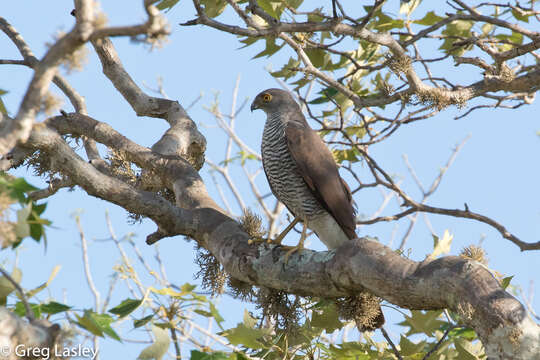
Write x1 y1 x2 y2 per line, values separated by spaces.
248 237 268 245
281 245 304 264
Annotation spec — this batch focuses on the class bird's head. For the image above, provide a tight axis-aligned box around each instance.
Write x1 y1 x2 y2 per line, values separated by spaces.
250 88 298 114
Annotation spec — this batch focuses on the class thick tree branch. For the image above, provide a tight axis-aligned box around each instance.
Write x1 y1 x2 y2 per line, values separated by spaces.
24 124 207 240
91 37 206 170
0 0 171 156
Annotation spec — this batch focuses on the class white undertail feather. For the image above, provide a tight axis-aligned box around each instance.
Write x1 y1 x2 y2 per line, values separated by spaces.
309 213 350 250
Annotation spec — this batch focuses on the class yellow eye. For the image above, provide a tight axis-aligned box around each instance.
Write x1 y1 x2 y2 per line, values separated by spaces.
262 93 272 102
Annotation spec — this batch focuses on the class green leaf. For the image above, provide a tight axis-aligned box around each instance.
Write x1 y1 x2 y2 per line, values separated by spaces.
137 325 171 360
156 0 180 11
270 57 300 79
243 309 257 328
33 202 47 215
325 342 370 359
220 324 270 349
495 32 524 52
149 283 195 298
414 11 444 26
455 338 484 359
257 0 282 20
76 310 121 341
307 8 324 22
180 283 197 293
14 301 41 318
309 96 329 105
509 31 524 44
448 326 477 340
41 301 71 314
134 314 154 328
311 303 343 333
239 150 258 165
440 20 474 55
285 0 303 10
511 8 530 22
109 298 142 317
399 335 425 356
200 0 227 18
210 302 224 329
194 309 213 317
253 37 283 59
27 203 51 243
191 350 230 360
6 177 38 201
481 23 494 35
374 13 405 32
447 20 474 34
0 267 22 300
332 148 361 164
501 275 513 289
322 87 338 97
93 313 121 341
29 223 43 241
344 125 367 139
309 87 338 104
305 48 329 68
76 311 105 337
291 77 310 91
219 310 271 349
398 310 446 337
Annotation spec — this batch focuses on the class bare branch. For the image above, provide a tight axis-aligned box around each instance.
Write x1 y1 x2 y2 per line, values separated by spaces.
74 214 101 356
0 266 34 322
381 327 402 360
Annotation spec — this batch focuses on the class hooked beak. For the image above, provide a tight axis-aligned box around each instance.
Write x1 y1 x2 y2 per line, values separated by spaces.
250 99 259 112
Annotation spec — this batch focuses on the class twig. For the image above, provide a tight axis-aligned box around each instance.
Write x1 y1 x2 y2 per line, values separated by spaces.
75 215 101 310
380 327 403 360
206 159 247 211
422 325 455 359
105 212 146 297
28 178 73 201
0 266 34 322
74 214 100 358
102 273 119 313
398 136 469 249
169 327 182 359
154 244 170 286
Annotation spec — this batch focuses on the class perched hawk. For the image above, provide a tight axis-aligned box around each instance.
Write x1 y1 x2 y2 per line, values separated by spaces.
251 88 357 249
251 88 384 331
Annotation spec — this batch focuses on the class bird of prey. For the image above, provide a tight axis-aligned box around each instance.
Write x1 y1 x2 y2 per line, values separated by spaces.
250 88 357 251
251 88 384 331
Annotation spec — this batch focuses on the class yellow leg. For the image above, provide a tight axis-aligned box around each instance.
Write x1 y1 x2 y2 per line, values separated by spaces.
248 217 300 245
283 221 307 263
270 217 300 245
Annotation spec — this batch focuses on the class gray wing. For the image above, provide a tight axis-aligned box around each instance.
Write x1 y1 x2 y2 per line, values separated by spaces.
285 121 357 240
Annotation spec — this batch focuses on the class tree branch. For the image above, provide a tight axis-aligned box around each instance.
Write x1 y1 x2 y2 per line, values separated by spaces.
91 37 206 170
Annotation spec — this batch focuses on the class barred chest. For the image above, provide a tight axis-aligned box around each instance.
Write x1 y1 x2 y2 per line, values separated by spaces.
261 114 325 218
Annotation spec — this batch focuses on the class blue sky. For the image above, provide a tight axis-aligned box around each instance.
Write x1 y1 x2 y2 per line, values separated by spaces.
2 1 539 358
